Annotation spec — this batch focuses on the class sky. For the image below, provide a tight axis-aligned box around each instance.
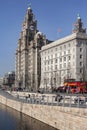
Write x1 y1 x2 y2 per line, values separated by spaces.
0 0 87 77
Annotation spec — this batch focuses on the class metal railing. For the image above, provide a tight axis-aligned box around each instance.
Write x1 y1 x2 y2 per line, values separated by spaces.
16 93 87 108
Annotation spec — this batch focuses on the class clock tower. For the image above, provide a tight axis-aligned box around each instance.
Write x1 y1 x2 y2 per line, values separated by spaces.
22 5 37 42
73 14 86 34
15 5 50 91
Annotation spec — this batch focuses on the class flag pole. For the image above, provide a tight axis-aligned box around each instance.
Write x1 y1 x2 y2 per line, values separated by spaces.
57 28 61 39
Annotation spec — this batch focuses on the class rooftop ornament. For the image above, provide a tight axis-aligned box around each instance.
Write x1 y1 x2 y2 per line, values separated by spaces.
28 3 31 10
77 13 81 19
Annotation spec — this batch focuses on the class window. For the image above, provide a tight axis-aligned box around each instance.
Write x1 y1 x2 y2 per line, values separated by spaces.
60 46 62 50
80 48 82 52
48 61 49 65
55 59 57 63
80 62 82 66
64 57 66 61
80 68 82 73
60 58 62 62
64 63 66 68
64 51 66 55
68 56 71 60
55 53 57 57
51 60 53 64
51 55 53 58
55 65 57 70
68 62 70 67
44 61 46 65
68 43 70 47
80 55 82 59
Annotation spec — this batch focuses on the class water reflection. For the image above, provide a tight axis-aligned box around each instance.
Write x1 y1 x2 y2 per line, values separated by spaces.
0 103 58 130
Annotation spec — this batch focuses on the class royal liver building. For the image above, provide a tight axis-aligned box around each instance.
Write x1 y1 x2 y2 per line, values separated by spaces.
15 6 51 91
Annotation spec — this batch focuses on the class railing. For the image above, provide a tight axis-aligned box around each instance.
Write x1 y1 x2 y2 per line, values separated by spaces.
16 93 87 108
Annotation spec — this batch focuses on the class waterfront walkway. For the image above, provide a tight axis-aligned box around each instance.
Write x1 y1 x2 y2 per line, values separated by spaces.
0 90 87 108
1 90 87 130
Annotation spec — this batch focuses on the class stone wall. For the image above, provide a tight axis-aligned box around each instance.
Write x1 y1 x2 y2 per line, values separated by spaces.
0 94 87 130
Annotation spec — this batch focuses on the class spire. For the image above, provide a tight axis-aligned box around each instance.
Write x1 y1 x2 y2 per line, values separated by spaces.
72 14 86 34
77 13 81 19
28 3 31 10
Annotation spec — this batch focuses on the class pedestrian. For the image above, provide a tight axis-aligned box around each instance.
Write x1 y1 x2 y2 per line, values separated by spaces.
28 94 30 98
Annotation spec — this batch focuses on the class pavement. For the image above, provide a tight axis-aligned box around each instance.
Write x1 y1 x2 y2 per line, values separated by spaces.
0 90 87 108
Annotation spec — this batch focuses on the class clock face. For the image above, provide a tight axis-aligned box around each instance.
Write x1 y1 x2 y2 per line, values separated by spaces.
30 25 34 31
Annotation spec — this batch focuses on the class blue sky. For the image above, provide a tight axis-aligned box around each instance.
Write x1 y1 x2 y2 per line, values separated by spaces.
0 0 87 77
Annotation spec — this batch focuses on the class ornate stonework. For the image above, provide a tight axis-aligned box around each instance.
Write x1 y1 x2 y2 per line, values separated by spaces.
15 6 51 91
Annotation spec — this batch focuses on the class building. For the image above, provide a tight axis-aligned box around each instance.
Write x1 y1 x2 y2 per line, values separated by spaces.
40 15 87 91
0 77 4 87
15 6 52 91
3 71 15 87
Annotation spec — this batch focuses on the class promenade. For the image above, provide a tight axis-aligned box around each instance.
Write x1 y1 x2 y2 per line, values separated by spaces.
4 90 87 108
0 90 87 130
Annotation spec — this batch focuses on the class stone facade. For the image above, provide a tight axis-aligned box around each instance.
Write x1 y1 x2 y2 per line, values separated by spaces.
0 77 4 87
3 71 15 87
15 6 51 91
40 15 87 90
15 7 87 92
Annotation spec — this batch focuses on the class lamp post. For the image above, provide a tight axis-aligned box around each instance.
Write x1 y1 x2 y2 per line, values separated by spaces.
44 78 47 92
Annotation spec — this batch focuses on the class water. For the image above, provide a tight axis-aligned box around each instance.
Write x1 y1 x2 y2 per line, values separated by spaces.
0 103 58 130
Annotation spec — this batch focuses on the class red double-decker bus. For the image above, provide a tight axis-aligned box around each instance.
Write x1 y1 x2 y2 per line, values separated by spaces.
64 79 87 93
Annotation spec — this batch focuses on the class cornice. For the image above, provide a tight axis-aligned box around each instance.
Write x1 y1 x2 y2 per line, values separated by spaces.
42 33 87 51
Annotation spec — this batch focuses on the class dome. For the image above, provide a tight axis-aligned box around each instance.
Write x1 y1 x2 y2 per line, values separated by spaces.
77 13 81 19
36 32 43 35
28 3 31 10
35 32 43 38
